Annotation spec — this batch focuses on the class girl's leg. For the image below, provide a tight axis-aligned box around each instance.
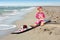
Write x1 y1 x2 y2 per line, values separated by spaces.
40 20 45 26
33 24 37 27
31 20 39 27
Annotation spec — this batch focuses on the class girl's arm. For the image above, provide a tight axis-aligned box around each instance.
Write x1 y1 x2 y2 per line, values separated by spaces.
39 12 45 20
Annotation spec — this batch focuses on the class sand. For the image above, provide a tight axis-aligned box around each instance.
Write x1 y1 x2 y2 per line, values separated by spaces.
0 6 60 40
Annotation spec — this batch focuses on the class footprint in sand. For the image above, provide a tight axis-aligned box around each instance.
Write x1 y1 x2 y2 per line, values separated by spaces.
49 31 52 35
43 29 50 31
56 17 59 18
43 28 57 35
40 28 41 29
39 27 59 35
43 28 53 35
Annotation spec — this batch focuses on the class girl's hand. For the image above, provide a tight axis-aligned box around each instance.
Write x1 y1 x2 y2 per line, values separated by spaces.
39 15 44 19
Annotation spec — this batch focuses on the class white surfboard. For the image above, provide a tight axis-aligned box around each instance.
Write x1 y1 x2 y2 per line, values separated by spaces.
12 20 51 34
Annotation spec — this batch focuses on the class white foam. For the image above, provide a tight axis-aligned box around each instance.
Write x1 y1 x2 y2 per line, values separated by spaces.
0 24 16 30
0 7 35 24
0 24 17 37
3 10 19 16
20 7 36 12
0 16 9 21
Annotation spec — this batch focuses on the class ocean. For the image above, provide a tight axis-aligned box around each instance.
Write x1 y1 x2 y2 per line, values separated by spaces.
0 6 35 24
0 6 36 37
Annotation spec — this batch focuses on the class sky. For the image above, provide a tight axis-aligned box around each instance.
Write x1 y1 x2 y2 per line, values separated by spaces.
0 0 60 6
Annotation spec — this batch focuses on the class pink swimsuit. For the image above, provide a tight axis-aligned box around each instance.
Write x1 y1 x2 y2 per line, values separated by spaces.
35 12 45 24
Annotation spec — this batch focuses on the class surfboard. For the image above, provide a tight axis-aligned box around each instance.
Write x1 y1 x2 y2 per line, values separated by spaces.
11 20 51 34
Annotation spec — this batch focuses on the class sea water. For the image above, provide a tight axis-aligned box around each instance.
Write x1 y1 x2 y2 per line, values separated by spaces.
0 6 35 37
0 24 17 38
0 6 35 24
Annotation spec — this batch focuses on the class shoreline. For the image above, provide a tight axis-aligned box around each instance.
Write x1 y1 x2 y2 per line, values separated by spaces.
12 7 37 28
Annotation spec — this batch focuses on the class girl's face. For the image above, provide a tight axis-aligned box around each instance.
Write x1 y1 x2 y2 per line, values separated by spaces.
38 8 42 12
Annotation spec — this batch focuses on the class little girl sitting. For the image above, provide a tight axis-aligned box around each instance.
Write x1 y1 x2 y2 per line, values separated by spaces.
31 6 45 27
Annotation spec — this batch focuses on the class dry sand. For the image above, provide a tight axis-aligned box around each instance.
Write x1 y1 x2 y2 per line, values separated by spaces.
1 6 60 40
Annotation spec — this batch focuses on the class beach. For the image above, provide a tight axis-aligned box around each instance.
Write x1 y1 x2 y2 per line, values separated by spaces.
0 6 60 40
